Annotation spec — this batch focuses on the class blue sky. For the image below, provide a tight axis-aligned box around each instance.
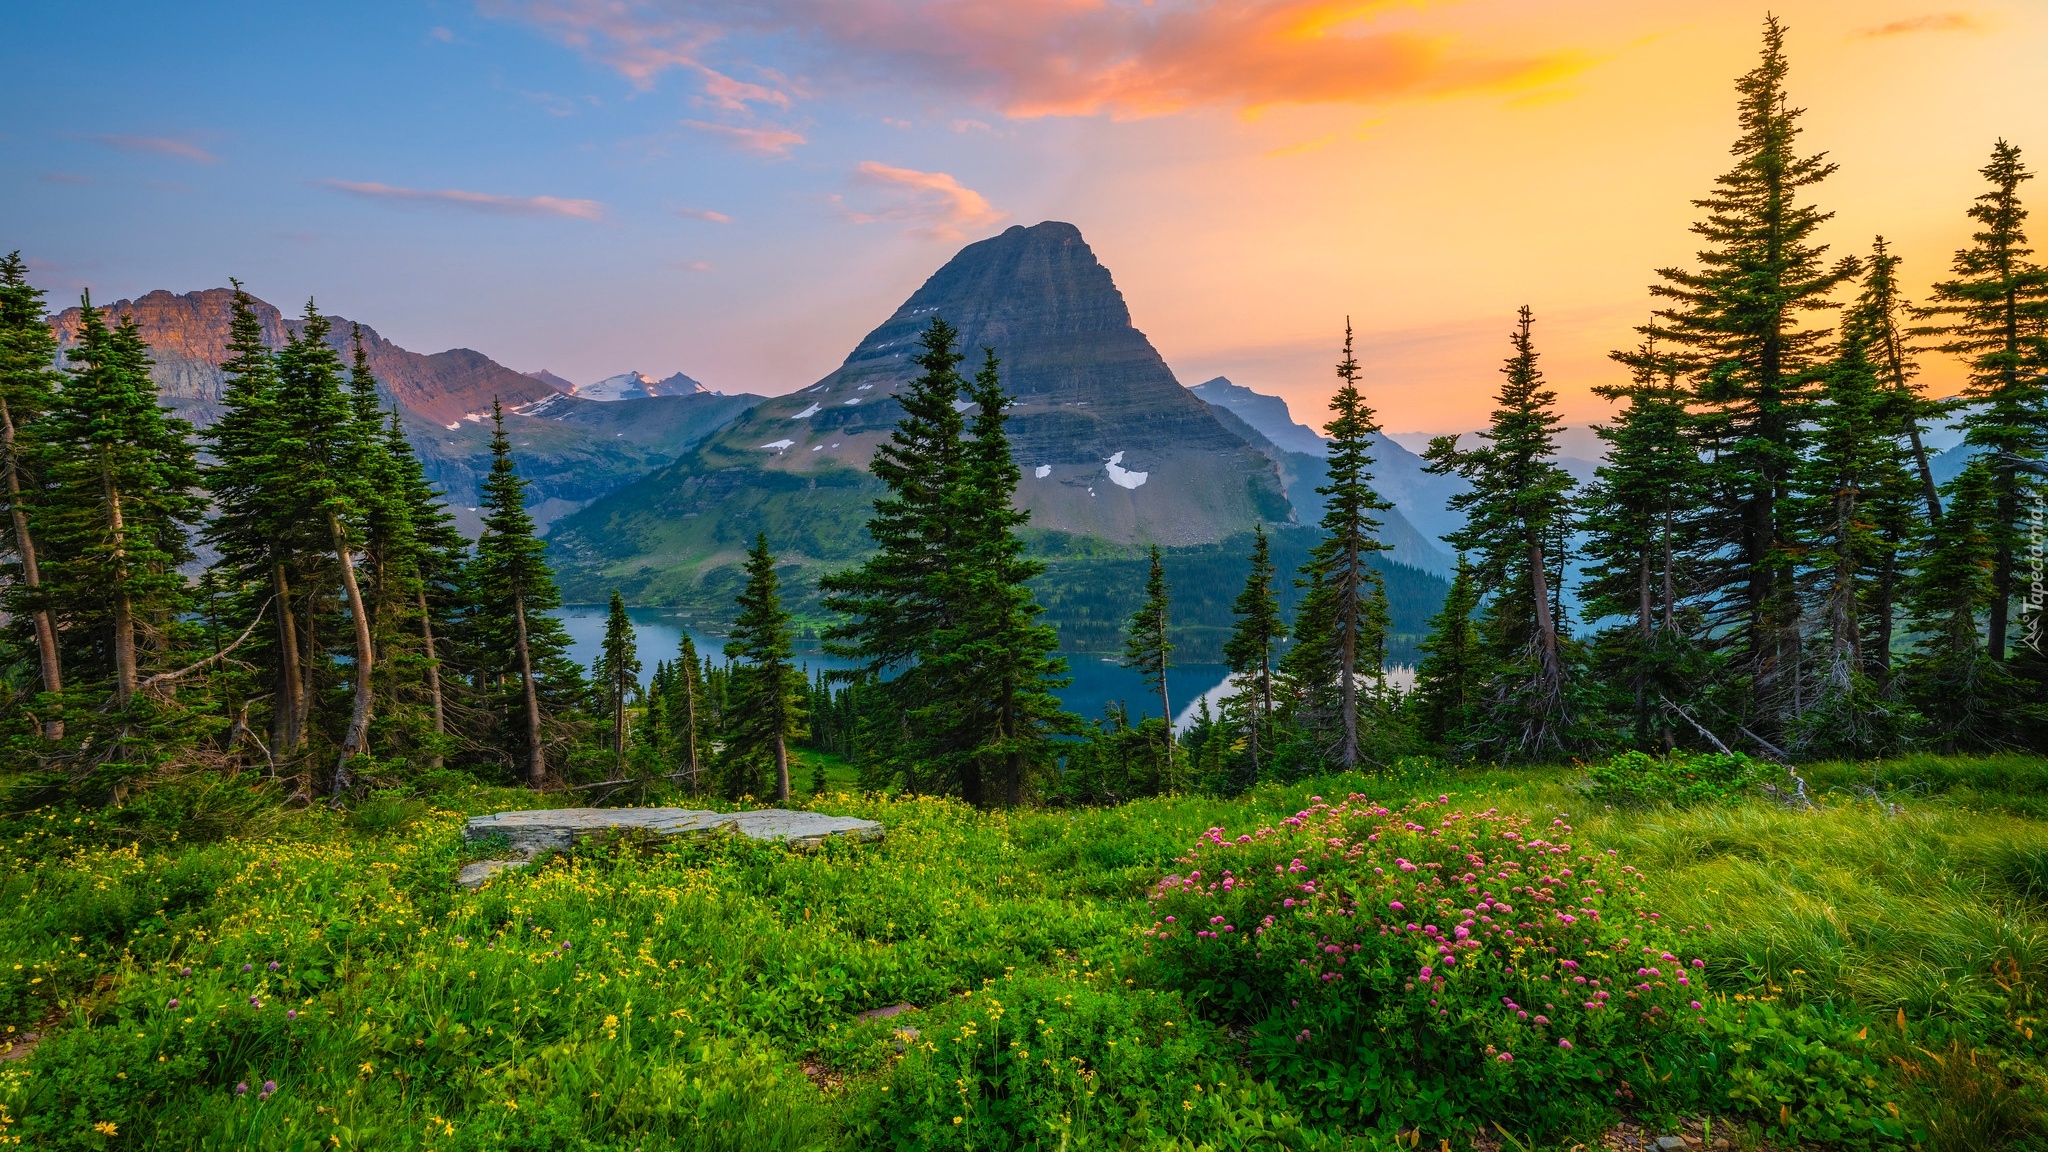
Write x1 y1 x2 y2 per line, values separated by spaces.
7 2 2044 430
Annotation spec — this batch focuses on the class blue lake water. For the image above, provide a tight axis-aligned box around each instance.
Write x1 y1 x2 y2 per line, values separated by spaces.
552 604 1233 731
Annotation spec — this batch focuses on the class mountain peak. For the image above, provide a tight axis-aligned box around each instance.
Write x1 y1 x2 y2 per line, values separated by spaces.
1188 376 1330 458
571 370 709 402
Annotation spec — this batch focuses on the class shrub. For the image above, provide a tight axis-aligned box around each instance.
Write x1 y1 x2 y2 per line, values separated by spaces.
1139 794 1903 1145
1586 750 1759 808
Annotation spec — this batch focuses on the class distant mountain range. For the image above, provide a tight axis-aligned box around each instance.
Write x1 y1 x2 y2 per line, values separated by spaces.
50 289 755 533
527 368 716 402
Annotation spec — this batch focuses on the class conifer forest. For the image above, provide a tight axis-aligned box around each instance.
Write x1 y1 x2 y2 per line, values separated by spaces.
3 17 2048 1152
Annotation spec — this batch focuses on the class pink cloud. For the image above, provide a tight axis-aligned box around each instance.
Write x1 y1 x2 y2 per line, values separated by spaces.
682 120 806 156
91 134 217 163
840 161 1005 240
318 180 606 220
1852 12 1984 39
485 1 1584 120
674 206 733 222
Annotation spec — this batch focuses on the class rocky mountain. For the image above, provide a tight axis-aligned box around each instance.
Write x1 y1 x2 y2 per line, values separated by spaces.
50 289 754 533
1190 375 1472 555
538 369 713 401
549 222 1293 602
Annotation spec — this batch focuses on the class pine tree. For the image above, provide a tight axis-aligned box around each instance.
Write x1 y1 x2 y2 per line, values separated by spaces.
670 631 706 794
274 304 380 796
203 283 311 770
1790 255 1921 755
1424 306 1577 756
1642 16 1852 731
724 534 805 801
1411 555 1485 746
1579 339 1705 748
821 319 970 794
1122 545 1175 784
468 401 581 787
0 253 65 737
1223 525 1284 782
33 298 202 757
1282 321 1395 769
1903 460 2006 751
378 409 466 765
1916 140 2048 662
592 591 640 773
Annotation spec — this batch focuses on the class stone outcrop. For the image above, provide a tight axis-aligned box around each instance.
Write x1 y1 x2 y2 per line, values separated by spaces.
457 806 884 888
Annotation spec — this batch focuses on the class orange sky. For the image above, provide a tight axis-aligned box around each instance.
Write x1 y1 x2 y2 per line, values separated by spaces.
11 1 2045 437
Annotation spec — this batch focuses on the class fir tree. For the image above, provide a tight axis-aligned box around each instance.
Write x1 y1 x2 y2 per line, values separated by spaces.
274 304 380 795
34 298 202 744
1916 140 2048 662
1223 525 1284 782
1903 460 2006 751
1122 545 1176 784
379 409 466 765
724 534 805 801
468 401 581 787
1579 339 1705 748
592 591 640 772
0 253 65 737
670 631 706 795
1425 306 1576 756
1641 16 1852 730
1282 321 1394 769
1411 555 1485 746
203 283 310 769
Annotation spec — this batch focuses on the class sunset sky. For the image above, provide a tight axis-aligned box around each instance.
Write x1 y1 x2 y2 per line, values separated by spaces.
6 1 2045 434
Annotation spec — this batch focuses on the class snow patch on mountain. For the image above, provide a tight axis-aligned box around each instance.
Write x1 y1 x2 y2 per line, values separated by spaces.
1104 451 1148 489
568 370 710 401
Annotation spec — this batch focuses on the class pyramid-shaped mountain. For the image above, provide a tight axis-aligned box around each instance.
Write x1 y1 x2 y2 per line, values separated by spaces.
549 222 1292 601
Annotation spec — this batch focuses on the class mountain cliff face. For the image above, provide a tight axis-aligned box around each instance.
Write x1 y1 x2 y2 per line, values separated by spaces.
48 289 751 533
548 222 1292 602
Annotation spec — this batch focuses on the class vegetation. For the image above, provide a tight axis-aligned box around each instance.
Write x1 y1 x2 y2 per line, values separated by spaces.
5 755 2048 1149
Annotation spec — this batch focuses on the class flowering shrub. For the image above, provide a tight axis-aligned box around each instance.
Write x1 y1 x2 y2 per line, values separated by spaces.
1140 794 1893 1142
1586 750 1759 808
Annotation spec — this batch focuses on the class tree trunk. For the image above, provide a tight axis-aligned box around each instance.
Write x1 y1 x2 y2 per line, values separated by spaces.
773 731 790 802
104 471 138 708
1528 540 1562 684
415 587 445 769
682 662 700 795
1337 545 1359 770
512 594 545 788
329 513 375 798
1636 546 1654 639
1 397 63 738
1156 612 1174 783
1872 549 1898 687
1659 505 1678 634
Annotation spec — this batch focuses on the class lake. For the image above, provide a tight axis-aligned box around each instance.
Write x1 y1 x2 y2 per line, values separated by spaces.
553 605 1412 734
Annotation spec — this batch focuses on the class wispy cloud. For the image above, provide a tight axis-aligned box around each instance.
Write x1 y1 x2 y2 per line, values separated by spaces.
40 172 94 185
682 120 806 156
839 161 1005 240
318 179 606 220
486 0 1588 121
674 206 733 222
91 134 217 163
1852 12 1984 39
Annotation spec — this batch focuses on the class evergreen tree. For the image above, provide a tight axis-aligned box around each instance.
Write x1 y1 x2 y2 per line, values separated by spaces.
592 590 640 772
1903 460 2006 751
1789 256 1921 755
1424 306 1577 756
0 253 65 737
1916 140 2048 662
33 298 203 780
669 631 707 794
1411 555 1485 747
1122 545 1176 784
724 534 805 801
203 283 311 771
1641 16 1852 732
378 408 467 765
1579 339 1705 748
1282 321 1394 769
1223 525 1284 782
468 401 581 787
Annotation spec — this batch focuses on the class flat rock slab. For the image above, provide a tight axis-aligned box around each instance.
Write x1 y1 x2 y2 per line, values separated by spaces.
458 807 883 888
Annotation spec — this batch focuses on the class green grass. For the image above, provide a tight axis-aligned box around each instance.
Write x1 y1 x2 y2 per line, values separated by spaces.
2 755 2046 1150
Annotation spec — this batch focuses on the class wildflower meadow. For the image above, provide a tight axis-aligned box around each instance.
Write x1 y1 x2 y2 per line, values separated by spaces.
5 753 2048 1150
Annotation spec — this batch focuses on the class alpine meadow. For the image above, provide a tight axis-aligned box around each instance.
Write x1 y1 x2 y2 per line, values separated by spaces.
6 10 2048 1152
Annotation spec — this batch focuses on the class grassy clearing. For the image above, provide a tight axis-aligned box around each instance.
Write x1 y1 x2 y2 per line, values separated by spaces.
2 756 2045 1150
